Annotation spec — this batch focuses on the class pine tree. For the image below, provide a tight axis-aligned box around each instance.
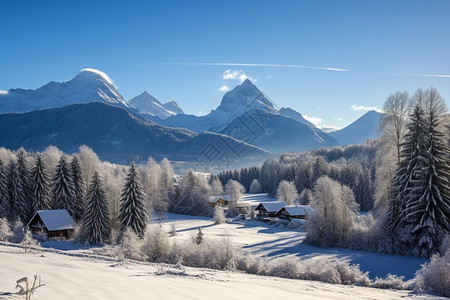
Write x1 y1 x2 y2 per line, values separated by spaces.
83 171 110 245
16 150 33 222
71 156 85 222
404 89 450 257
52 155 77 218
31 154 51 212
196 227 204 245
7 161 19 222
388 101 427 238
0 159 10 219
119 163 148 238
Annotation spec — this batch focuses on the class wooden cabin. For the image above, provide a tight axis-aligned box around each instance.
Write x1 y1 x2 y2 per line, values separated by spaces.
276 205 314 221
254 202 286 220
27 209 77 239
209 195 231 207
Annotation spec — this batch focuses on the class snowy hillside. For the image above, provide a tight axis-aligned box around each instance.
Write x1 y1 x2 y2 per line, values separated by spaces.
330 110 383 145
1 244 438 300
0 68 131 113
128 91 184 119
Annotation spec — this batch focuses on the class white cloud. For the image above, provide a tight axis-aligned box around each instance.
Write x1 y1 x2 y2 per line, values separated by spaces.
218 85 230 92
336 117 343 121
351 105 383 113
0 90 8 95
223 69 255 83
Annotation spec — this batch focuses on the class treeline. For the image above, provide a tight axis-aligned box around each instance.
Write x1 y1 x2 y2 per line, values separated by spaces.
216 142 377 211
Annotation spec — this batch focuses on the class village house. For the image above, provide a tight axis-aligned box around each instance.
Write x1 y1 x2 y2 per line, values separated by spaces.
209 195 231 207
275 205 314 221
254 202 286 220
27 209 77 239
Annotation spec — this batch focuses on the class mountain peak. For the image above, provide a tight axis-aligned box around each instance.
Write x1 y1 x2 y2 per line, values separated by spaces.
242 78 253 86
73 68 115 87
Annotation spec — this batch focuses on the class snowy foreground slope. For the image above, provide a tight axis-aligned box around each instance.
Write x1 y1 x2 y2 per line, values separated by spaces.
0 245 442 300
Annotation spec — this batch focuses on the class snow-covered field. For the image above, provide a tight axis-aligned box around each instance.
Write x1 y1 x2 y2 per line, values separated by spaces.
0 244 443 300
0 195 438 299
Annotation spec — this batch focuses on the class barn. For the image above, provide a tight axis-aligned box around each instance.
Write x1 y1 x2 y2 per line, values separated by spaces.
254 202 286 220
27 209 77 239
275 205 314 220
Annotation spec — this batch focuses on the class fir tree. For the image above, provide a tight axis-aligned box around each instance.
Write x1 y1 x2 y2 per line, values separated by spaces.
388 101 427 238
196 227 204 245
0 160 10 219
52 155 77 218
31 154 51 212
7 161 19 222
119 163 148 238
16 150 32 222
83 171 110 245
404 89 450 257
71 156 85 222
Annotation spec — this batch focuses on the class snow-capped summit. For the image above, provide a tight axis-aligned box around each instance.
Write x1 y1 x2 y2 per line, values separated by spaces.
128 91 184 120
0 68 130 113
216 79 277 116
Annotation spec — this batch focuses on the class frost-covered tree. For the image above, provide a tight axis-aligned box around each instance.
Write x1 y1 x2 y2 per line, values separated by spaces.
196 227 204 245
16 149 33 222
306 176 358 247
214 205 225 224
249 179 262 193
141 157 160 213
225 179 245 217
83 171 110 245
276 180 298 205
159 158 175 202
30 154 51 212
119 163 148 238
71 156 85 222
171 169 212 216
403 88 450 257
210 177 224 196
52 155 77 218
141 225 170 262
0 160 9 219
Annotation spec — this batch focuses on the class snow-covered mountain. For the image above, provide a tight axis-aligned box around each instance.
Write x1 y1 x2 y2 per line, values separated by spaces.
0 102 270 165
0 68 132 113
128 91 184 120
162 79 337 153
329 110 384 145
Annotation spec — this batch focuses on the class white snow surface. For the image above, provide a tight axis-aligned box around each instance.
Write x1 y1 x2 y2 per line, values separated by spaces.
281 205 315 216
0 243 442 300
128 91 179 119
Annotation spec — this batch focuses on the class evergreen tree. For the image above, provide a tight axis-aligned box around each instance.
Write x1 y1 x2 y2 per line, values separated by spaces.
119 163 148 238
83 171 110 245
404 89 450 257
7 161 19 222
0 160 10 219
196 227 204 245
387 100 427 239
16 150 33 222
31 154 51 212
71 156 85 222
52 155 77 218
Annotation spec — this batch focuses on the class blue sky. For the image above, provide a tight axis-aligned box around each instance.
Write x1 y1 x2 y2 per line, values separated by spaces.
1 1 449 129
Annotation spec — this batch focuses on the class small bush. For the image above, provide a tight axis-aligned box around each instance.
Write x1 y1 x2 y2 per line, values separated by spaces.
0 217 12 241
372 274 407 290
414 248 450 297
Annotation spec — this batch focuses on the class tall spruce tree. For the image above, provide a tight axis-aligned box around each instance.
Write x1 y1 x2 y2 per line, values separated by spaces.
52 155 77 218
388 100 427 239
31 154 51 212
16 150 33 222
0 159 10 219
71 156 85 222
7 161 19 222
83 171 110 245
119 163 148 238
404 89 450 257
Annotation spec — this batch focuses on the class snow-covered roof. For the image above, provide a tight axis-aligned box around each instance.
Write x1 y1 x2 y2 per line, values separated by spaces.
280 205 314 216
209 195 231 203
255 202 286 213
28 209 76 231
